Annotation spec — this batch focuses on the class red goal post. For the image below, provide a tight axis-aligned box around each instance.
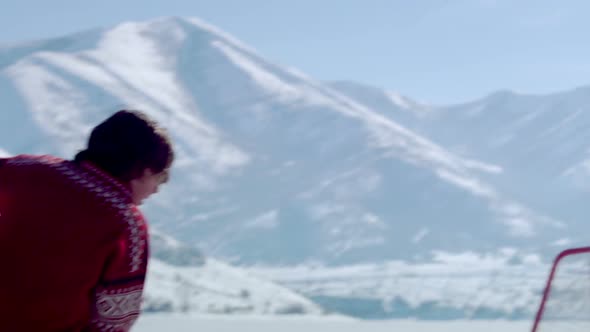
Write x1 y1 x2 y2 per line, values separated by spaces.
532 247 590 332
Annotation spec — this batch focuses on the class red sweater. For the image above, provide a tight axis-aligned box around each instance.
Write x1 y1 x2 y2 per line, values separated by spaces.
0 155 149 331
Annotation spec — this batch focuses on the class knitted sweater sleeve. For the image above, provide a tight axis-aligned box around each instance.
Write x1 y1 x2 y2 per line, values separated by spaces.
86 207 149 332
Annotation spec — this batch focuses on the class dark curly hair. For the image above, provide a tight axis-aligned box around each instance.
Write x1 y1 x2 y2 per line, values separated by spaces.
74 110 174 182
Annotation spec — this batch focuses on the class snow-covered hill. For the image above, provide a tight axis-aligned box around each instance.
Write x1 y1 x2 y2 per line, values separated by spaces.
145 258 322 315
145 229 321 315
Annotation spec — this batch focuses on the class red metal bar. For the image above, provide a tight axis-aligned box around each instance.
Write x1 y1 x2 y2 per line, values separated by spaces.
531 246 590 332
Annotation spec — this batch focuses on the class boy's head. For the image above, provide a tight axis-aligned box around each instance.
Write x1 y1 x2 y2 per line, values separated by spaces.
75 110 174 204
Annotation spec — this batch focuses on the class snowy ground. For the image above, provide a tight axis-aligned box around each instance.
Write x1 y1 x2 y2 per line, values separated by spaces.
132 314 534 332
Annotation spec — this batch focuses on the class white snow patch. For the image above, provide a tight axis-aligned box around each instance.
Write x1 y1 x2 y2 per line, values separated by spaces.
244 210 280 229
0 148 10 157
150 228 184 249
462 159 503 174
362 213 387 229
6 61 91 155
186 17 261 56
385 91 412 110
435 169 496 198
212 41 302 104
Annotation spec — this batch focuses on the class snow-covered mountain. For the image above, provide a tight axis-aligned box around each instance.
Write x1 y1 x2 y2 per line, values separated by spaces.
328 81 590 249
0 17 570 266
421 87 590 234
2 16 588 319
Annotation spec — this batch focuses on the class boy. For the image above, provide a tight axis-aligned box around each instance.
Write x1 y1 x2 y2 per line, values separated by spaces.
0 110 174 331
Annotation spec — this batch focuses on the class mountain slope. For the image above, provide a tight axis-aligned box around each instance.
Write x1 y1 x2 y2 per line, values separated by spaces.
145 230 322 315
329 81 590 249
0 17 569 266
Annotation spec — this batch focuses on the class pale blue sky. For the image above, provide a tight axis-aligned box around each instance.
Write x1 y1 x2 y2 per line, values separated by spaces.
2 0 590 104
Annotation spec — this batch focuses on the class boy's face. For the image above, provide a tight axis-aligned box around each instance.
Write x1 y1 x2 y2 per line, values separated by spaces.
129 168 169 205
